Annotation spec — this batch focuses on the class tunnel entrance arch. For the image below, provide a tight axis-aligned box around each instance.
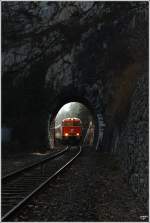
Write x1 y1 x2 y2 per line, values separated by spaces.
47 94 104 150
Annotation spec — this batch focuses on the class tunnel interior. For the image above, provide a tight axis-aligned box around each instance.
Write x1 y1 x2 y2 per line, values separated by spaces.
55 102 94 147
47 99 105 149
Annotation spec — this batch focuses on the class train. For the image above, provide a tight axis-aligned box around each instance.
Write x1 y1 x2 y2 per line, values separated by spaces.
55 118 82 145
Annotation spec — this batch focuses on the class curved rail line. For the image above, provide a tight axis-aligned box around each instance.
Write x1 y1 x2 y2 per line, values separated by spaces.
2 147 69 181
1 146 82 221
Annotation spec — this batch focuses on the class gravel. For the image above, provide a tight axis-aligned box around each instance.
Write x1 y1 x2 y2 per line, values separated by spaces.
2 148 64 177
8 146 148 222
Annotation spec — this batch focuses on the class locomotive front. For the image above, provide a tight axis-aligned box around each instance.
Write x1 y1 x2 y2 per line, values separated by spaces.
62 118 82 144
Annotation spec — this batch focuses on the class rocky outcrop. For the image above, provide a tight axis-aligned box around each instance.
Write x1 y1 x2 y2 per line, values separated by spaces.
111 71 148 208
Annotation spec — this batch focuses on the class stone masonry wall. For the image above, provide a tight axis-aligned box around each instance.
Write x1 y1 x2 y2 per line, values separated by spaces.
111 72 148 208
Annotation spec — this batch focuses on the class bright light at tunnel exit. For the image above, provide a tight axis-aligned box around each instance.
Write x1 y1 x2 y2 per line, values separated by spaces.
61 103 71 112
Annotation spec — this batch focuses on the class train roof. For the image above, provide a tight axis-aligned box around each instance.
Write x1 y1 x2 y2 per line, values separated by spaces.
62 117 81 122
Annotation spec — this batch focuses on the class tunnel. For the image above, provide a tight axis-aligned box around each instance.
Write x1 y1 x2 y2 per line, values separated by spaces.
48 100 104 149
46 93 104 150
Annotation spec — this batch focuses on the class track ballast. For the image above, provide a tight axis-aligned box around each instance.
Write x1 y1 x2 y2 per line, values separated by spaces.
2 146 82 221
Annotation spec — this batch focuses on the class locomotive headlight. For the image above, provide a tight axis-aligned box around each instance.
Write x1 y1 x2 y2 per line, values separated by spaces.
65 133 69 136
76 133 80 136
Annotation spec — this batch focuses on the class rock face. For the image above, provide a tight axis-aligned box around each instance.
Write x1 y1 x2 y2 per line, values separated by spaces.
111 72 148 208
2 2 148 208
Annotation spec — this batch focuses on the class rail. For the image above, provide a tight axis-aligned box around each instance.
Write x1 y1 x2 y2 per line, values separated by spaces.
2 146 82 221
2 147 68 181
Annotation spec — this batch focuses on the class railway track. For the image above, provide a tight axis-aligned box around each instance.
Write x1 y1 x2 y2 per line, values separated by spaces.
2 148 65 177
2 146 82 221
2 147 68 181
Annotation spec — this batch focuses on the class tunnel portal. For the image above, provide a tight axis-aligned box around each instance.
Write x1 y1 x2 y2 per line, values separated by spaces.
47 97 105 150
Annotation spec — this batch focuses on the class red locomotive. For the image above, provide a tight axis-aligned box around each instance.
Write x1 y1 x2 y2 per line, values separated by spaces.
62 118 82 144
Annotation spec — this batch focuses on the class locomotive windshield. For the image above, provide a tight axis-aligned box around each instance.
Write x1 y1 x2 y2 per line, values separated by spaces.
62 121 81 126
